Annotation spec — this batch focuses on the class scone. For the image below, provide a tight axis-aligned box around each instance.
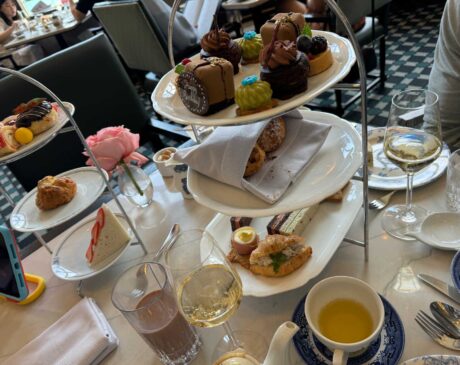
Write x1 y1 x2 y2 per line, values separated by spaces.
36 175 77 210
257 117 286 153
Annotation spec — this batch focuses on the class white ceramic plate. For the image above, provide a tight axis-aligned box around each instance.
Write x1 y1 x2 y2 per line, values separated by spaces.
151 31 355 126
362 127 449 191
401 355 460 365
188 110 362 217
0 102 75 164
51 213 134 281
10 167 108 232
206 180 363 297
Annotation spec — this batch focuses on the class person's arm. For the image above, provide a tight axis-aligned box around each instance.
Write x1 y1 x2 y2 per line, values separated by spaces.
0 22 16 44
69 0 87 22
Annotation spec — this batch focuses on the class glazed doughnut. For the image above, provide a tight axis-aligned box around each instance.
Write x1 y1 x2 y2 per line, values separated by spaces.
244 144 266 177
257 117 286 153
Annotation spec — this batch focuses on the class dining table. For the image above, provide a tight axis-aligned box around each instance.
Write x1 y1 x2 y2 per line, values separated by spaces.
0 167 458 364
4 14 87 50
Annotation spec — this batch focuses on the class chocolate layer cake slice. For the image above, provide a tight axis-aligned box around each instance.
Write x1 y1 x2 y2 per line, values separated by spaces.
230 216 253 231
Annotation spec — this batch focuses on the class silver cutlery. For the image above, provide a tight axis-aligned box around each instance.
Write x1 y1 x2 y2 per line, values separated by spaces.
368 191 396 210
431 301 460 338
418 274 460 305
415 310 460 350
133 224 180 297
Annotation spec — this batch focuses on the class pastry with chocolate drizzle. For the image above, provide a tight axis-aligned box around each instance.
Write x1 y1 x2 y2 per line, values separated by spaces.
200 17 242 74
259 23 309 100
14 98 58 135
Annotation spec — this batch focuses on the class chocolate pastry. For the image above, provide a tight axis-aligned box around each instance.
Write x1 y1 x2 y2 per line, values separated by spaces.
15 99 58 135
260 12 306 46
200 28 242 74
177 57 235 115
259 38 309 100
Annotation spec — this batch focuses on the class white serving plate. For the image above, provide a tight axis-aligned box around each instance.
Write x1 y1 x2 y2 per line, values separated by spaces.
151 31 355 126
364 127 449 190
402 356 460 365
51 213 134 281
188 110 362 217
205 180 363 297
10 167 108 232
0 101 75 165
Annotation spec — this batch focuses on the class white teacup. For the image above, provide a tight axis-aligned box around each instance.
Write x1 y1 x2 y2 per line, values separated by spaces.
304 276 384 365
153 147 176 178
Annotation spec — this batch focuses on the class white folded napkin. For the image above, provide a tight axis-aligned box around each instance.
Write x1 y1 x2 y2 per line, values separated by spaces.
174 110 331 203
5 297 118 365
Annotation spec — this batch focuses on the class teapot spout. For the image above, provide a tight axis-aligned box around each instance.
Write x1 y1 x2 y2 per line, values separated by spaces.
263 321 299 365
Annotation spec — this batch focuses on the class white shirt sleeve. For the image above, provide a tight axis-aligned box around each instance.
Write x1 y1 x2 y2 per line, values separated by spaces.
428 0 460 149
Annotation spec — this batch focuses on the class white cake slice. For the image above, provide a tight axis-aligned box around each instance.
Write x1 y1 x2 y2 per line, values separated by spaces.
85 204 131 267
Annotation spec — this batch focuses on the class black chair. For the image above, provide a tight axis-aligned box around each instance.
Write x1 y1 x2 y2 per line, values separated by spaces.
0 33 176 191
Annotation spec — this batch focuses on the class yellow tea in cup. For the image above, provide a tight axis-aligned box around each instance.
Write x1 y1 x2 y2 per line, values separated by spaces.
318 298 373 343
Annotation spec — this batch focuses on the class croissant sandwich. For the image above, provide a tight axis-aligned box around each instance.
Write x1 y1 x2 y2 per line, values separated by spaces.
249 234 312 277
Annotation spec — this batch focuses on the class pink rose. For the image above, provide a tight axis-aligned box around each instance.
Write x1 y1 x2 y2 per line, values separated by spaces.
83 126 148 171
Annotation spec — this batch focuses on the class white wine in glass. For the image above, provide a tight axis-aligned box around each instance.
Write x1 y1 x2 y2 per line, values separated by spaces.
382 89 442 240
165 229 267 362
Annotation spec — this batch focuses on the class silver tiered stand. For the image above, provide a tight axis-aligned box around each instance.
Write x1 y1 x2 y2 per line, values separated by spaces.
0 67 148 293
166 0 370 259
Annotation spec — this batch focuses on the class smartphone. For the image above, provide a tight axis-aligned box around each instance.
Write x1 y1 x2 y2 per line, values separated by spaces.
0 226 28 301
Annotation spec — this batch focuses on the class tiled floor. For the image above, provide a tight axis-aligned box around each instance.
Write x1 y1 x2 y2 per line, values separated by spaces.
4 0 446 256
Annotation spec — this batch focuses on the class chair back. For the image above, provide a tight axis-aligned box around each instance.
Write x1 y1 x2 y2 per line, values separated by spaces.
0 33 150 191
335 0 391 35
93 0 171 74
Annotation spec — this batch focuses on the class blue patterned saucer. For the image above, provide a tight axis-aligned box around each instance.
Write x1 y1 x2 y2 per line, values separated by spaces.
402 355 460 364
450 250 460 292
292 295 405 365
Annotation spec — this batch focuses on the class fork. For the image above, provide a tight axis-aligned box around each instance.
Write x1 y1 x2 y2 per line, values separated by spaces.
368 191 396 210
415 310 460 350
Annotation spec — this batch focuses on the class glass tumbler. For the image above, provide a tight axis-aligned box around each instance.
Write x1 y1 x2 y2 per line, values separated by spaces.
112 262 201 365
447 149 460 211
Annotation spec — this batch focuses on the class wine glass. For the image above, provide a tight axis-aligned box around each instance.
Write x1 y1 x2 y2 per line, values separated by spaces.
382 89 442 240
164 229 267 362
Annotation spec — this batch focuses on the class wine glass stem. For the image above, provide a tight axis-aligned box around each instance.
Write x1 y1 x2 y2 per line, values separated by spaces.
405 172 415 217
222 321 241 349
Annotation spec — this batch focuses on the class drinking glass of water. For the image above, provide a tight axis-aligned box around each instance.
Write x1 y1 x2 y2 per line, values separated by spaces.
447 149 460 211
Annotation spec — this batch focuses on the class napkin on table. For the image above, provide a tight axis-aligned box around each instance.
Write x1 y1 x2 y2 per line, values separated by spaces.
5 297 118 365
173 110 331 204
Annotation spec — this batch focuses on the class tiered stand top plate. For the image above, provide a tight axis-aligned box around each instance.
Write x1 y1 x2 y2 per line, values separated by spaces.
0 102 75 165
151 31 355 126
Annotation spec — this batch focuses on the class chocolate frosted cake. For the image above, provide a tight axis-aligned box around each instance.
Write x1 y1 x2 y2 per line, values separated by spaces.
260 12 306 46
200 28 242 74
177 57 235 115
259 40 309 100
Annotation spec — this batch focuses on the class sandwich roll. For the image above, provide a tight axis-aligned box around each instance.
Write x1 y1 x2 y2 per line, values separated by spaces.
249 234 312 277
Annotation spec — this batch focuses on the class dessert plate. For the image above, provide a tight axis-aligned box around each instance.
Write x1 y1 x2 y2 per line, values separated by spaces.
188 110 362 217
292 295 405 365
450 250 460 292
358 127 449 191
402 356 460 365
10 167 108 232
205 180 362 297
0 102 75 165
51 213 134 281
151 31 355 126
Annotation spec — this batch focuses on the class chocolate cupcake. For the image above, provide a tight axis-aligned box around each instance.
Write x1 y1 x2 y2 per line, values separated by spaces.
259 40 309 100
200 28 242 74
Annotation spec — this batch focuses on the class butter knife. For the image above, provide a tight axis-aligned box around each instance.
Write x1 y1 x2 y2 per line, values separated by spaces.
418 274 460 305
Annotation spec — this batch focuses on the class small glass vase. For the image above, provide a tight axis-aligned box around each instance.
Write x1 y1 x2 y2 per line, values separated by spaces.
118 164 154 208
